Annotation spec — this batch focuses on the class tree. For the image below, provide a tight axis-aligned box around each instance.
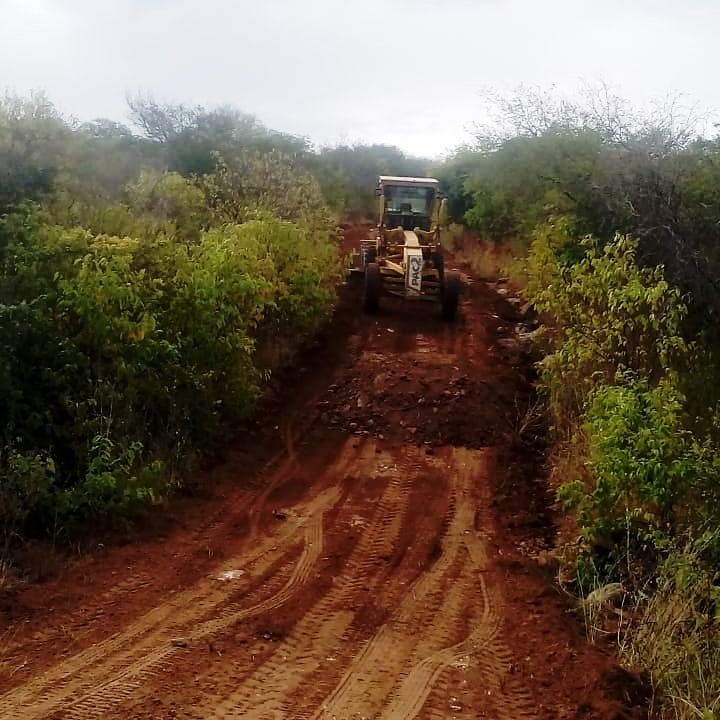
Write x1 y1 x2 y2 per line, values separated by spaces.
314 144 430 218
127 96 310 176
0 93 67 214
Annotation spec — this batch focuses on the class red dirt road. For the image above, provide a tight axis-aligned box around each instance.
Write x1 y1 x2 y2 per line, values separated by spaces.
0 243 646 720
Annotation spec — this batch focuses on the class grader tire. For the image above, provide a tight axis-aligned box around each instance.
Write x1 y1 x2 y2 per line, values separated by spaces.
363 247 377 266
364 262 382 313
431 249 444 282
441 270 461 321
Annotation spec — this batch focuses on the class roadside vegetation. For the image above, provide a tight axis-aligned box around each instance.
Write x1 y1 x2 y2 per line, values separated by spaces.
437 86 720 719
0 93 428 553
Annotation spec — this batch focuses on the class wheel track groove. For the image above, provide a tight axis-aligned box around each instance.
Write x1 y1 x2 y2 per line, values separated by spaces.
198 442 415 719
310 451 481 719
0 440 358 720
61 514 325 720
385 447 538 720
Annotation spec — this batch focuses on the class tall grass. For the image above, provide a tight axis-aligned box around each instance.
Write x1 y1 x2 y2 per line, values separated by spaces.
444 223 528 288
621 540 720 720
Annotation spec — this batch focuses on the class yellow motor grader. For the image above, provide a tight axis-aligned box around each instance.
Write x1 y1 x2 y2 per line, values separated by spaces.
352 175 461 320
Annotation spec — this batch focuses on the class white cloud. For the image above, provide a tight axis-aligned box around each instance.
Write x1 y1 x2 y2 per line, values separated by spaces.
0 0 718 155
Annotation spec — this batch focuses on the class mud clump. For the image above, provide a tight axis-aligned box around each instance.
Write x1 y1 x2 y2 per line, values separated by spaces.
317 352 514 448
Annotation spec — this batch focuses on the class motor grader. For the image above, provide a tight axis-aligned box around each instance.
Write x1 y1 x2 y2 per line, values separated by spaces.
352 175 461 320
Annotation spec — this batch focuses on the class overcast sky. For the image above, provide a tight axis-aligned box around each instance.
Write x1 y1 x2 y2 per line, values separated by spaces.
1 0 717 156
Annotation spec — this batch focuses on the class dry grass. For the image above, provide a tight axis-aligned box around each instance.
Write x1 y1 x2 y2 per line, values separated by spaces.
550 431 719 720
620 547 720 720
446 225 529 289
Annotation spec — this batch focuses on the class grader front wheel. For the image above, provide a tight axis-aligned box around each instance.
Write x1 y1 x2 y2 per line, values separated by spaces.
431 249 444 282
441 270 461 321
364 262 382 313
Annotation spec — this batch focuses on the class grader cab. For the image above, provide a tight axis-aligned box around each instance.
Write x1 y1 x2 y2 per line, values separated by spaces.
355 176 461 320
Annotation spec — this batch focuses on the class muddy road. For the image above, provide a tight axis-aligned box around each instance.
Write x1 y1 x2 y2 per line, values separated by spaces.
0 241 644 720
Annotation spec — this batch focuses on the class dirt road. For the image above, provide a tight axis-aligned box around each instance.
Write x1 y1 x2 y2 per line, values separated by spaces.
0 237 645 720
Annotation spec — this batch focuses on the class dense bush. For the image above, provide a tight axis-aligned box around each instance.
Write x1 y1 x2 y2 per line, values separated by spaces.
531 232 689 428
313 144 430 219
1 209 340 535
560 377 720 559
0 95 345 543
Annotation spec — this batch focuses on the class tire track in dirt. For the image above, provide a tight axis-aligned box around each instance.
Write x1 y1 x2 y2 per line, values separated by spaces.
400 447 538 720
452 447 538 720
131 443 449 720
0 439 358 720
267 451 450 720
63 515 325 720
196 441 414 719
308 446 539 720
0 477 261 688
0 425 301 695
2 528 309 720
309 447 481 720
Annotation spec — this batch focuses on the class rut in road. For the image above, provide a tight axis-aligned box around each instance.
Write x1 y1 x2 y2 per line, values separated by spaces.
307 448 535 720
0 269 564 720
0 448 354 720
194 444 415 720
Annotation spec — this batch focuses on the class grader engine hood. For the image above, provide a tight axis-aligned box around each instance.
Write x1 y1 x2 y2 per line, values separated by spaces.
403 231 424 293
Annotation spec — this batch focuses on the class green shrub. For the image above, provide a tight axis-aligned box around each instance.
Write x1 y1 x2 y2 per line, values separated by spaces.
0 211 340 540
532 232 689 433
0 449 55 547
559 376 720 563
